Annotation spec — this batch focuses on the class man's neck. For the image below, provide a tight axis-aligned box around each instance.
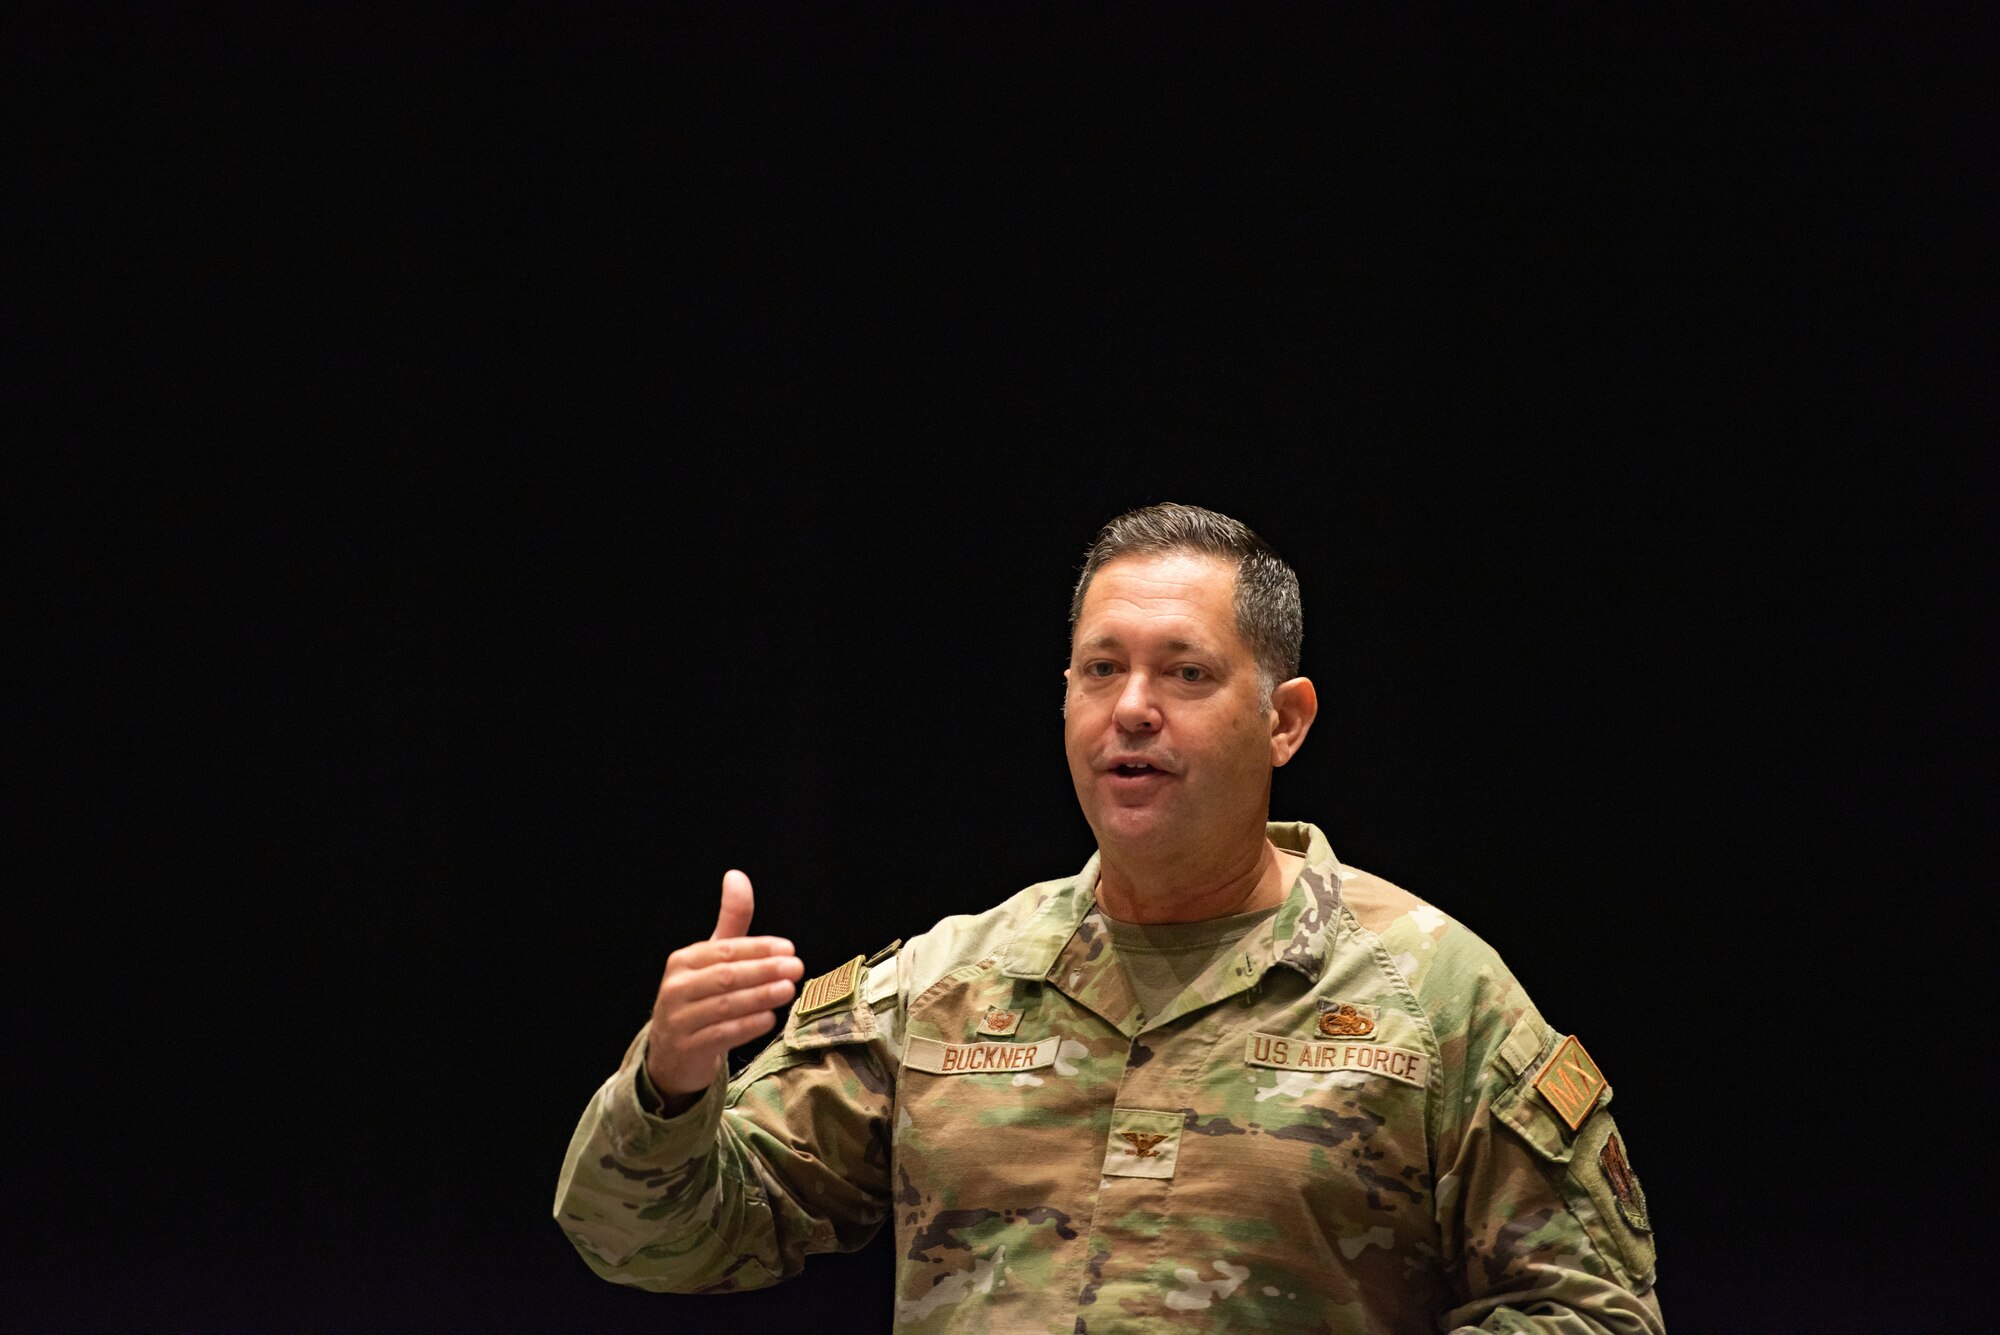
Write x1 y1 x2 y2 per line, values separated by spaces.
1094 836 1305 925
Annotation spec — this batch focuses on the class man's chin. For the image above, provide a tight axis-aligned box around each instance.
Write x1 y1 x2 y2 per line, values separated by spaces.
1090 804 1182 850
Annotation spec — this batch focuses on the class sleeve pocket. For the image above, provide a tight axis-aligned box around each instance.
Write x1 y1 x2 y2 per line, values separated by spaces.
1493 1072 1657 1291
725 997 884 1107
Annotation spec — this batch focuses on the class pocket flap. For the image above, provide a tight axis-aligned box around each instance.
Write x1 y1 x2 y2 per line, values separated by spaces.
1493 1030 1612 1163
785 996 879 1050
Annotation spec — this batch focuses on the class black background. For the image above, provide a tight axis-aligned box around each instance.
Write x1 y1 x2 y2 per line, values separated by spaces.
11 5 1993 1332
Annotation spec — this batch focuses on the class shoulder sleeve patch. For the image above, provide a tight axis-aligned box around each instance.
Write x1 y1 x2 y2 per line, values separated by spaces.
1599 1130 1651 1234
1531 1034 1610 1131
797 954 864 1019
1493 1030 1613 1160
1566 1111 1658 1288
784 959 882 1050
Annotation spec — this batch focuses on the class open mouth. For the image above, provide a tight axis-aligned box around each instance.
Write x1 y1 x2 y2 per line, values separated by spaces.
1111 762 1165 777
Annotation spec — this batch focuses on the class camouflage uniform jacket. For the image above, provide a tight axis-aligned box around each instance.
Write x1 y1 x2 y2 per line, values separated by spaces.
554 822 1663 1333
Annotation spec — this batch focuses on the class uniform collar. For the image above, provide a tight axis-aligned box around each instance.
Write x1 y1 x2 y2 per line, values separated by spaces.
1264 820 1347 985
998 822 1349 1028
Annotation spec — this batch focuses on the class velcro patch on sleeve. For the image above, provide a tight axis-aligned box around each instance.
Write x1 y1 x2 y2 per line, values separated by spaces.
1532 1034 1610 1131
1497 1013 1547 1079
862 959 899 1007
796 955 864 1019
905 1035 1059 1075
1245 1033 1429 1087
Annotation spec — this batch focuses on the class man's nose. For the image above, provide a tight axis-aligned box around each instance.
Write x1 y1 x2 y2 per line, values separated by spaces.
1112 672 1161 733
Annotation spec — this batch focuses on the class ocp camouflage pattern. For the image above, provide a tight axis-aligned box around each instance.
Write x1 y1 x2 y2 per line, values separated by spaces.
553 822 1663 1332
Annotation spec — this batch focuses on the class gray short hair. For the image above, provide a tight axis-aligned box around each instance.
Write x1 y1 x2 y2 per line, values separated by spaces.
1068 502 1303 694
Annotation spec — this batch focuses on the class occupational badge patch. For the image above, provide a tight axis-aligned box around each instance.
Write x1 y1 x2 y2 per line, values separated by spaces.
1315 1001 1378 1038
1599 1132 1651 1232
1532 1035 1609 1131
796 955 864 1019
976 1007 1023 1038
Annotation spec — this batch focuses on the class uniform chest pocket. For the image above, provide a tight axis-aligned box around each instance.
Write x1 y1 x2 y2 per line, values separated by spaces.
1492 1031 1656 1291
1229 1064 1430 1184
1159 1045 1436 1270
894 1030 1103 1219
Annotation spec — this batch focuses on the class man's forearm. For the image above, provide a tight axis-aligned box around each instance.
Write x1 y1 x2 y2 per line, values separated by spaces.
552 1031 785 1292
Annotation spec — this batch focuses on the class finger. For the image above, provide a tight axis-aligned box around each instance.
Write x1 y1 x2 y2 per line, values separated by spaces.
680 1007 782 1053
711 869 755 940
668 936 795 975
667 954 804 1005
673 978 798 1033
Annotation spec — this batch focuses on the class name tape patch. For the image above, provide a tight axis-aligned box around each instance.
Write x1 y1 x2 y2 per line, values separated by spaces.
1245 1033 1430 1087
905 1034 1059 1076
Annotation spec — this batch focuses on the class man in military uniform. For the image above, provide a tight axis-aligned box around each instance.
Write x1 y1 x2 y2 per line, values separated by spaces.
554 503 1663 1332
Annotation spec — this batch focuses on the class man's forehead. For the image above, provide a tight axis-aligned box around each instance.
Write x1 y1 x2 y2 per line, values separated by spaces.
1080 551 1237 605
1071 553 1244 652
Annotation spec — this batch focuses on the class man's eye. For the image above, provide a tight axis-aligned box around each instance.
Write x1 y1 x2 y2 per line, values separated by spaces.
1086 662 1115 678
1175 666 1204 683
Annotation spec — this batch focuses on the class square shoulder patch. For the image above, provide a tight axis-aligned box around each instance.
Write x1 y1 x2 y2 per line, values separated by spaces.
1532 1034 1609 1131
797 955 864 1019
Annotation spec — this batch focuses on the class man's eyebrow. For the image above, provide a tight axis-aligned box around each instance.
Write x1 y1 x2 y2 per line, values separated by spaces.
1076 635 1216 655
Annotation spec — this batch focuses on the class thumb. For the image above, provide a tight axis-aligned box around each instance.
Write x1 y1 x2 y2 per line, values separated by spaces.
711 869 755 940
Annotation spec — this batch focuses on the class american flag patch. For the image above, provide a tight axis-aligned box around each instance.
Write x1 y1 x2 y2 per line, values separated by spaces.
796 955 864 1018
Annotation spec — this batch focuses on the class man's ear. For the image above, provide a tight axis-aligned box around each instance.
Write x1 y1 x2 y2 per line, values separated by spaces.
1269 676 1318 767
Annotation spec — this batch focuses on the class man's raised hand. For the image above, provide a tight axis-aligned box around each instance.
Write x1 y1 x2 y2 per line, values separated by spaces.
645 870 804 1105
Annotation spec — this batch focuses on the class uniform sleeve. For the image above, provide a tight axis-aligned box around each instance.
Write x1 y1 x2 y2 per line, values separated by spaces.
1423 941 1665 1334
550 976 899 1294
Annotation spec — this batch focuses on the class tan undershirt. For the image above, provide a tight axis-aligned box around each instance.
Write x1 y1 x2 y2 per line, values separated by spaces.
1101 903 1282 1027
